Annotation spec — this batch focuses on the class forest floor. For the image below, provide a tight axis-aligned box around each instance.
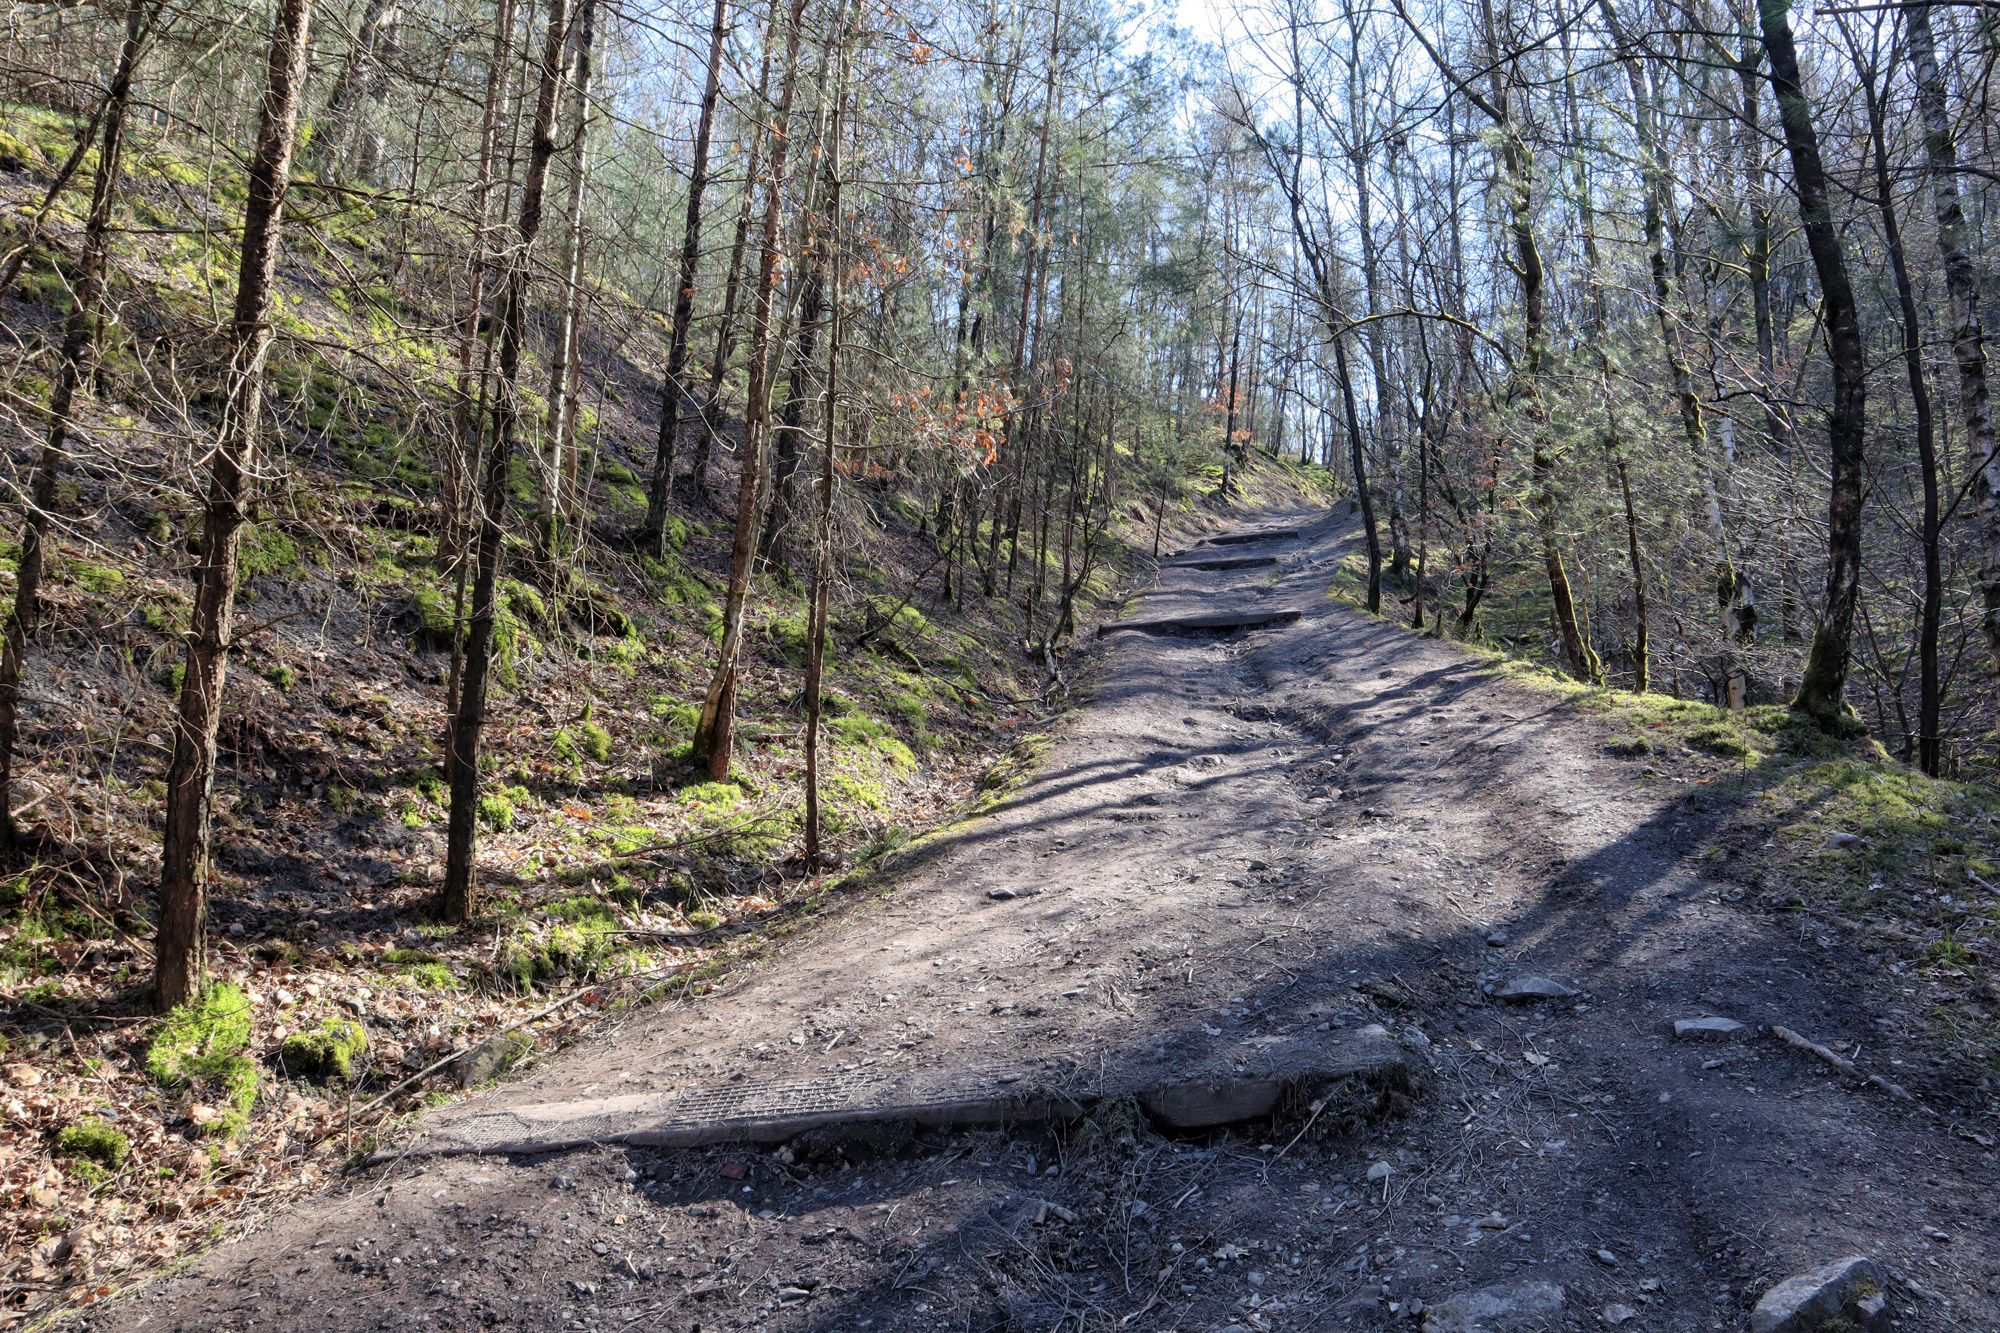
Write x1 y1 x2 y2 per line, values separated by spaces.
80 506 2000 1333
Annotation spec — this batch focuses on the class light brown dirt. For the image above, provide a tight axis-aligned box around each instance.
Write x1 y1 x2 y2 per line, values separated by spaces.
88 505 1999 1333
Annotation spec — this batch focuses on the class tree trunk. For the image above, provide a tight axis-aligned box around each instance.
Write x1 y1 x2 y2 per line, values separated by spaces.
438 0 571 923
988 0 1061 596
0 0 151 854
1601 0 1735 698
803 11 850 875
1762 0 1867 731
542 0 597 537
641 0 728 547
1864 66 1940 773
155 0 313 1006
691 45 773 508
759 248 826 574
689 0 809 780
319 0 399 179
1911 3 1998 758
1333 331 1380 613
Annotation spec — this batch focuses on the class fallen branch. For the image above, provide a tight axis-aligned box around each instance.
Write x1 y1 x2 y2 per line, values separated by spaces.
346 951 729 1131
1769 1024 1921 1106
347 985 599 1125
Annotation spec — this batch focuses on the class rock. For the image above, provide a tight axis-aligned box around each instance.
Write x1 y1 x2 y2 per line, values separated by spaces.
1366 1161 1395 1182
1824 832 1863 850
988 887 1040 900
777 1287 812 1303
1473 1212 1508 1229
1602 1305 1637 1325
1247 860 1270 871
228 922 246 937
453 1030 533 1088
1485 930 1510 947
281 1018 368 1081
1421 1280 1564 1333
1495 976 1577 1002
1594 1249 1618 1266
1750 1256 1889 1333
1333 1285 1383 1316
1674 1016 1747 1040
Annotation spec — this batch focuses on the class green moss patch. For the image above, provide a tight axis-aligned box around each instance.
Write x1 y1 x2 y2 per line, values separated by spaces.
145 985 257 1137
55 1119 130 1179
281 1019 368 1081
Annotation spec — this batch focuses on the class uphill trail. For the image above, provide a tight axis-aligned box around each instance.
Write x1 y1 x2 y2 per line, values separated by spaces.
98 506 1997 1333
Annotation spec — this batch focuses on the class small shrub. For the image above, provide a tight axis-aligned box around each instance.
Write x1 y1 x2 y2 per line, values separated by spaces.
580 720 613 762
687 909 723 930
1931 932 1975 966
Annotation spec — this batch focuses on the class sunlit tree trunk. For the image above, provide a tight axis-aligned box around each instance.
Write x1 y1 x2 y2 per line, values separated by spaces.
543 0 597 536
641 0 728 547
438 0 571 923
1910 4 1998 758
690 0 809 780
0 0 153 854
1761 0 1867 731
156 0 313 1004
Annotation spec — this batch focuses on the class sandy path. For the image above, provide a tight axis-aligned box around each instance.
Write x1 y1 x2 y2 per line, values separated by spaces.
95 506 1997 1333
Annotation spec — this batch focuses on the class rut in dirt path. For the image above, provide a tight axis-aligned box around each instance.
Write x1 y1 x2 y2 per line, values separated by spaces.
95 507 1998 1333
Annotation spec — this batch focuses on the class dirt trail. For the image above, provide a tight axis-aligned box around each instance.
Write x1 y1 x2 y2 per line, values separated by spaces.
96 508 1997 1333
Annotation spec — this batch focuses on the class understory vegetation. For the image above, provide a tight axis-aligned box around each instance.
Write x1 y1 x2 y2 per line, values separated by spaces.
0 0 1994 1315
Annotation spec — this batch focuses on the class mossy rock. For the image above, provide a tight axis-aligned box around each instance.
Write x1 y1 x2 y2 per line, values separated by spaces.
55 1119 130 1174
1684 721 1754 759
146 985 257 1136
146 985 251 1082
281 1019 368 1082
453 1030 534 1088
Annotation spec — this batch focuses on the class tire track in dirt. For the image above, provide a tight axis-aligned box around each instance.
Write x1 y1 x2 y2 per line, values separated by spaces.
96 505 1997 1333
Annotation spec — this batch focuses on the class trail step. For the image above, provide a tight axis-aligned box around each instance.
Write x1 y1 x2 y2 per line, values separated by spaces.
1170 555 1278 572
1098 608 1302 637
1197 528 1300 547
372 1028 1408 1160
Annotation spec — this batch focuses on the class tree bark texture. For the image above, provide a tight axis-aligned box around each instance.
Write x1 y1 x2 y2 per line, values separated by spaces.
156 0 313 1005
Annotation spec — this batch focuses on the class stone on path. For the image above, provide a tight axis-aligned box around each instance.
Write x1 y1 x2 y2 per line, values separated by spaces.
1421 1279 1564 1333
1750 1256 1890 1333
1494 976 1577 1002
1673 1016 1746 1040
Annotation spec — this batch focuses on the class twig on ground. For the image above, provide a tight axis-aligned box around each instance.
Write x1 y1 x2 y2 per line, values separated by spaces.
1262 1096 1326 1182
1769 1024 1921 1106
352 964 688 1123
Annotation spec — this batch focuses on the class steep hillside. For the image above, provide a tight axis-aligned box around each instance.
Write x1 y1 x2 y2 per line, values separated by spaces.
0 103 1339 1319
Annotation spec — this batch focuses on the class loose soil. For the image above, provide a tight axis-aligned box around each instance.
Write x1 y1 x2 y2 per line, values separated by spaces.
88 507 1999 1333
